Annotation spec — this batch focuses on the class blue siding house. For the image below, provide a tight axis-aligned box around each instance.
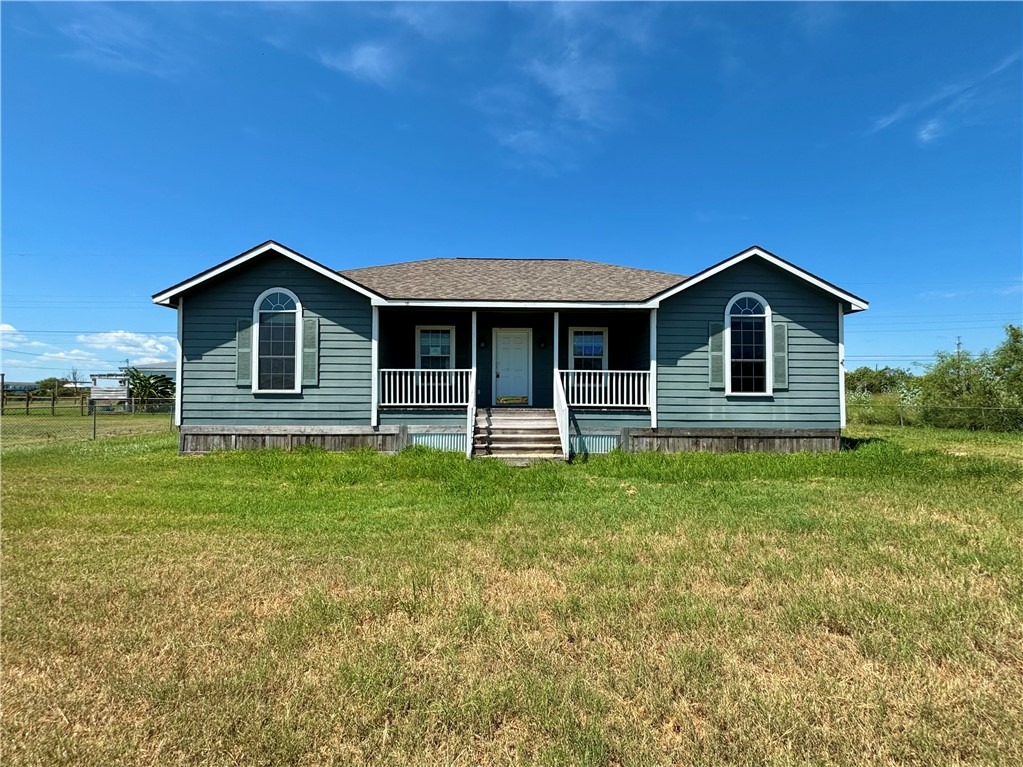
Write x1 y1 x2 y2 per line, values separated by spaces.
153 241 867 458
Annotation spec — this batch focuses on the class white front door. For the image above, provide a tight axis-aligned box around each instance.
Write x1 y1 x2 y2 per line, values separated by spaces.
493 328 531 405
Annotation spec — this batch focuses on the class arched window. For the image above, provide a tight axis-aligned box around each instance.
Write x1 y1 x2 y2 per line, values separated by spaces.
253 288 301 392
725 292 771 395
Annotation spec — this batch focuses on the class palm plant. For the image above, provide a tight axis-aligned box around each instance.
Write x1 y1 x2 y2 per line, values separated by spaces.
126 368 175 412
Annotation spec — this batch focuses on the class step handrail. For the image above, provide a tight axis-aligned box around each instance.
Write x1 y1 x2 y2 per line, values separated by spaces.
465 368 477 459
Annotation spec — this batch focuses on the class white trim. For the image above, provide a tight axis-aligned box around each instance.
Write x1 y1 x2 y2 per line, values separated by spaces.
415 325 456 370
724 291 773 397
649 308 657 429
492 328 533 406
252 287 303 394
372 298 658 309
568 326 609 371
152 241 380 306
652 247 869 312
175 296 183 427
838 302 846 429
371 306 379 427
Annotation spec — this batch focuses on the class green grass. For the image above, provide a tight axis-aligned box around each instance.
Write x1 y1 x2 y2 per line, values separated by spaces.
2 426 1021 765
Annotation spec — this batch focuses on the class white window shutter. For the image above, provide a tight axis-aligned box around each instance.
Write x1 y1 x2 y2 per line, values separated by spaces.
708 322 724 388
236 320 252 386
773 322 788 390
302 317 319 386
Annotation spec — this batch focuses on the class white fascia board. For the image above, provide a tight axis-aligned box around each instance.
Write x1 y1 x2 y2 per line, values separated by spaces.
650 247 869 312
372 298 657 309
152 241 382 306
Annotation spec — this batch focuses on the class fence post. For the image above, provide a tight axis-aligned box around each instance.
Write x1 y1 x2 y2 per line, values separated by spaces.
80 395 85 416
51 390 57 416
92 405 97 440
26 391 31 415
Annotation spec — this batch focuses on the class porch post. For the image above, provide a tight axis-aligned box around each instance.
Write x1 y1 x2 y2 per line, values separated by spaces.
649 308 657 428
553 311 560 373
471 310 477 373
371 305 379 427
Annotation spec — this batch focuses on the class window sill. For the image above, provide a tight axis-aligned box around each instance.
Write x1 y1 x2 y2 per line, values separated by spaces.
252 388 302 395
725 392 774 398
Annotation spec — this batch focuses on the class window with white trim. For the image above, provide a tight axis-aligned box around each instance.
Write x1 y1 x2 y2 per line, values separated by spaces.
416 326 455 369
725 293 771 395
254 289 301 392
569 327 608 370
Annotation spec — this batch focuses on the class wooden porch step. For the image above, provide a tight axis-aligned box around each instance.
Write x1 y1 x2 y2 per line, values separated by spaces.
475 432 559 442
472 408 564 462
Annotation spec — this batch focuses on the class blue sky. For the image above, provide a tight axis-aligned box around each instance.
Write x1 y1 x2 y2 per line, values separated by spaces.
2 1 1021 383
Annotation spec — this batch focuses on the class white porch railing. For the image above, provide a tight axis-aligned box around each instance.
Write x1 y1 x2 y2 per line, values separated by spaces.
379 369 473 406
560 370 650 408
553 370 570 457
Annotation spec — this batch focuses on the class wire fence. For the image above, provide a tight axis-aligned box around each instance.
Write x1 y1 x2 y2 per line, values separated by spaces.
1 397 176 449
846 402 1023 431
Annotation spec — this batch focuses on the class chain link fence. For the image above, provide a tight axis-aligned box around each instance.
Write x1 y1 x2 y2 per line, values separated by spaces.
1 397 176 449
846 402 1023 431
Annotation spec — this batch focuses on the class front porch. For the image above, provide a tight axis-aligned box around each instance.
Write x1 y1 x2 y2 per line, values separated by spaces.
370 308 657 458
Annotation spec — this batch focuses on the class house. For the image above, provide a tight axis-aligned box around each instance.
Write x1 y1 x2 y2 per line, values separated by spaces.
152 241 868 458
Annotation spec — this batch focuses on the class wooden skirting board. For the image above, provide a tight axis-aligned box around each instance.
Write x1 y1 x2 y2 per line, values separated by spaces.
178 425 840 455
621 428 840 454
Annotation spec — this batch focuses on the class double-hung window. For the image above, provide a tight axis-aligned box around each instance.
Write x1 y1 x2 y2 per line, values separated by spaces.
416 326 455 369
569 327 608 371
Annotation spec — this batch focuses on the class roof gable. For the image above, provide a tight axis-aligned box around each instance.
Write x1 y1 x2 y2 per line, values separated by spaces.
151 241 382 307
650 246 869 312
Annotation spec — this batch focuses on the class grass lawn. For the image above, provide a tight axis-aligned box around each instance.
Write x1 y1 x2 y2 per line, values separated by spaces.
2 427 1021 765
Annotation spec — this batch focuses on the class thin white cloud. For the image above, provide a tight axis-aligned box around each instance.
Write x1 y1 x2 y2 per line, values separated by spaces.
58 4 190 79
390 3 480 42
791 2 845 39
474 5 659 172
919 290 963 300
996 282 1023 296
524 43 619 129
319 41 401 86
40 349 106 363
0 324 52 349
76 331 177 359
869 49 1021 138
916 118 944 145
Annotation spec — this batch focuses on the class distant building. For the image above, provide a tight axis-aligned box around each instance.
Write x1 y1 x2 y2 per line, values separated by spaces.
2 381 40 393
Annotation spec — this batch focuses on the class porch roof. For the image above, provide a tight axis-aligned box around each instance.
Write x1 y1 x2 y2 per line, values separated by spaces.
340 258 687 303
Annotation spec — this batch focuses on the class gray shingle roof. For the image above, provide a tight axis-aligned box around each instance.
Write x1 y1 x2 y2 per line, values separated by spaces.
340 258 686 302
